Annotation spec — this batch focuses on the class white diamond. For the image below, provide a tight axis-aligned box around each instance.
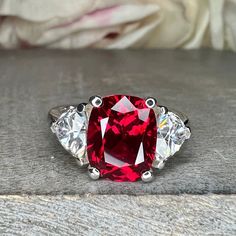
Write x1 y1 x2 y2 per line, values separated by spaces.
51 107 87 158
156 111 191 160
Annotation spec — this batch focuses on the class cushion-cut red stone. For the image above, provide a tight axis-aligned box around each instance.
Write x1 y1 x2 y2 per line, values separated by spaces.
87 95 157 182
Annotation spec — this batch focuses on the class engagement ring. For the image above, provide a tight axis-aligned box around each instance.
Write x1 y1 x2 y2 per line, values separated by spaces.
49 95 191 182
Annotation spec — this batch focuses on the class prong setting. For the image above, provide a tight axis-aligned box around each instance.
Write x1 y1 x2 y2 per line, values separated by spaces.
141 170 154 182
152 154 166 169
159 106 168 114
145 97 156 108
77 103 87 113
89 95 103 108
152 159 166 169
50 123 56 133
185 126 191 139
75 153 89 167
88 165 100 180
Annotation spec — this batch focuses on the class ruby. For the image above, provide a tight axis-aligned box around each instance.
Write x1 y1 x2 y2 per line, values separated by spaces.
87 95 157 182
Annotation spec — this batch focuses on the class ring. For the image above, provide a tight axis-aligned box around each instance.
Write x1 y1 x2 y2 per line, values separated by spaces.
49 95 191 182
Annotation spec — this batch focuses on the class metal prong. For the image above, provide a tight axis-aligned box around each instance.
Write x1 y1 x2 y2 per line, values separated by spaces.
88 165 100 180
145 97 156 108
153 160 165 169
141 170 154 183
75 156 89 167
89 95 103 108
152 155 166 169
50 123 56 133
184 126 191 140
159 106 168 114
77 103 87 113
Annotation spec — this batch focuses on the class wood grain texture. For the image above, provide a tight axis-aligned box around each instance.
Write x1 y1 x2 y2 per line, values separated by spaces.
0 49 235 194
0 194 235 236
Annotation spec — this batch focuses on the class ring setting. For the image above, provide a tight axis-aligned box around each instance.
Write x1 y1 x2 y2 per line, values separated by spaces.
49 94 191 182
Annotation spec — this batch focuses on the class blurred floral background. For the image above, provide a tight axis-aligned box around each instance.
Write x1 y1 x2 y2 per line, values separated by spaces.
0 0 235 50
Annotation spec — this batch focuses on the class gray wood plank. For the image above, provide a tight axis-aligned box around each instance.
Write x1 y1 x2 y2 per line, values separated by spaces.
0 49 235 194
0 194 235 236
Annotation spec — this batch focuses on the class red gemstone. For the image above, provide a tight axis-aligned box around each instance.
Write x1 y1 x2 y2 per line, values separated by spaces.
87 95 157 182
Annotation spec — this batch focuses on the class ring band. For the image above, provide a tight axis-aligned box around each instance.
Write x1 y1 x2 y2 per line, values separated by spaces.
49 94 191 182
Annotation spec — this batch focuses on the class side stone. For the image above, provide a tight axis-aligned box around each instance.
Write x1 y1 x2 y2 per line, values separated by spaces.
156 111 191 160
51 107 87 160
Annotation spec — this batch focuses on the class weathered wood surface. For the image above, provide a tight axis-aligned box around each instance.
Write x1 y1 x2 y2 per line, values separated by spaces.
0 194 235 235
0 49 235 195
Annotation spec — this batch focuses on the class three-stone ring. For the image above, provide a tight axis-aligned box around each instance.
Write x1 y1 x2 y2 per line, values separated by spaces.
49 95 191 182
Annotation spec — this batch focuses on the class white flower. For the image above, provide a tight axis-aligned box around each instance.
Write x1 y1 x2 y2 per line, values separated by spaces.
0 0 235 51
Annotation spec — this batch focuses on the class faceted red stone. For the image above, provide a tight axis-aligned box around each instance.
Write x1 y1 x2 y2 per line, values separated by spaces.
87 95 157 182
